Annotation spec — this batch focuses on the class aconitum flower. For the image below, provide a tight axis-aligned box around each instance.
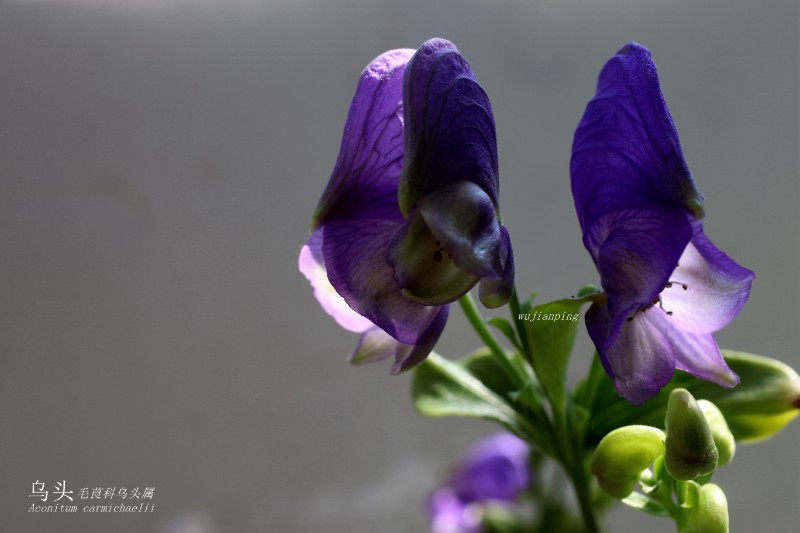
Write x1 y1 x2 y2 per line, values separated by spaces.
428 433 530 533
299 39 513 373
570 43 755 405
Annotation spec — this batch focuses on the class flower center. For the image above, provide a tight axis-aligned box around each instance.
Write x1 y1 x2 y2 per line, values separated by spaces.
432 240 447 263
626 280 689 321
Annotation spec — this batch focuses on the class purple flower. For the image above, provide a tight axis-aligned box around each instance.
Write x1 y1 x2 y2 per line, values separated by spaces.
428 489 483 533
428 433 530 533
299 39 513 372
570 43 755 405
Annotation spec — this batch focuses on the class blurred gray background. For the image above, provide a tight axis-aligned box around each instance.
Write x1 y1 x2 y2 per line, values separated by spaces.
1 0 797 532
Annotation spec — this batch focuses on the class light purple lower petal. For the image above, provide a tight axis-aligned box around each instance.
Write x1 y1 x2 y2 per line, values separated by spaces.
587 302 676 405
298 229 374 333
660 223 754 334
645 310 739 388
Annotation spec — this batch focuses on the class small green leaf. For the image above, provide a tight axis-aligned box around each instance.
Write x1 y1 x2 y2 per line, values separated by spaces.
412 352 534 440
460 348 517 401
524 294 595 413
621 491 672 518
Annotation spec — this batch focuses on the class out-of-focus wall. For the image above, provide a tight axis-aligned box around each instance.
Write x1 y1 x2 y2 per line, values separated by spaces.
1 1 797 532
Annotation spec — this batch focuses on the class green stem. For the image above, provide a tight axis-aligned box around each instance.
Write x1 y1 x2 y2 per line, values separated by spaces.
554 412 600 533
458 293 524 389
566 455 600 533
508 287 530 355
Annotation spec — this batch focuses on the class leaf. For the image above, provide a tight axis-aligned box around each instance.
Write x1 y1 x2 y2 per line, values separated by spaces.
412 352 534 440
523 294 595 413
460 348 518 400
621 492 672 517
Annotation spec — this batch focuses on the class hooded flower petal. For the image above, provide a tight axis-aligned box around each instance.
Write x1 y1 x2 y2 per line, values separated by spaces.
573 43 753 404
391 38 514 306
571 42 704 234
399 38 499 214
302 40 513 373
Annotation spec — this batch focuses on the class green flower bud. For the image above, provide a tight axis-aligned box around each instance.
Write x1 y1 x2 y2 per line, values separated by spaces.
591 425 666 499
694 351 800 443
665 389 718 480
682 483 729 533
697 400 735 466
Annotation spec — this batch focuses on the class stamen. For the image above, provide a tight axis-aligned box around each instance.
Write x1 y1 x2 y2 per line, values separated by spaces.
656 297 673 316
628 293 676 321
665 280 689 290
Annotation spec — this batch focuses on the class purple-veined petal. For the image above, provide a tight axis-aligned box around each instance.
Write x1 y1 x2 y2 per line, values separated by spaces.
312 49 414 228
399 38 499 216
589 207 692 344
587 302 676 405
571 42 704 236
391 304 449 373
299 229 373 333
323 218 443 344
645 310 739 388
660 223 754 334
479 225 515 309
